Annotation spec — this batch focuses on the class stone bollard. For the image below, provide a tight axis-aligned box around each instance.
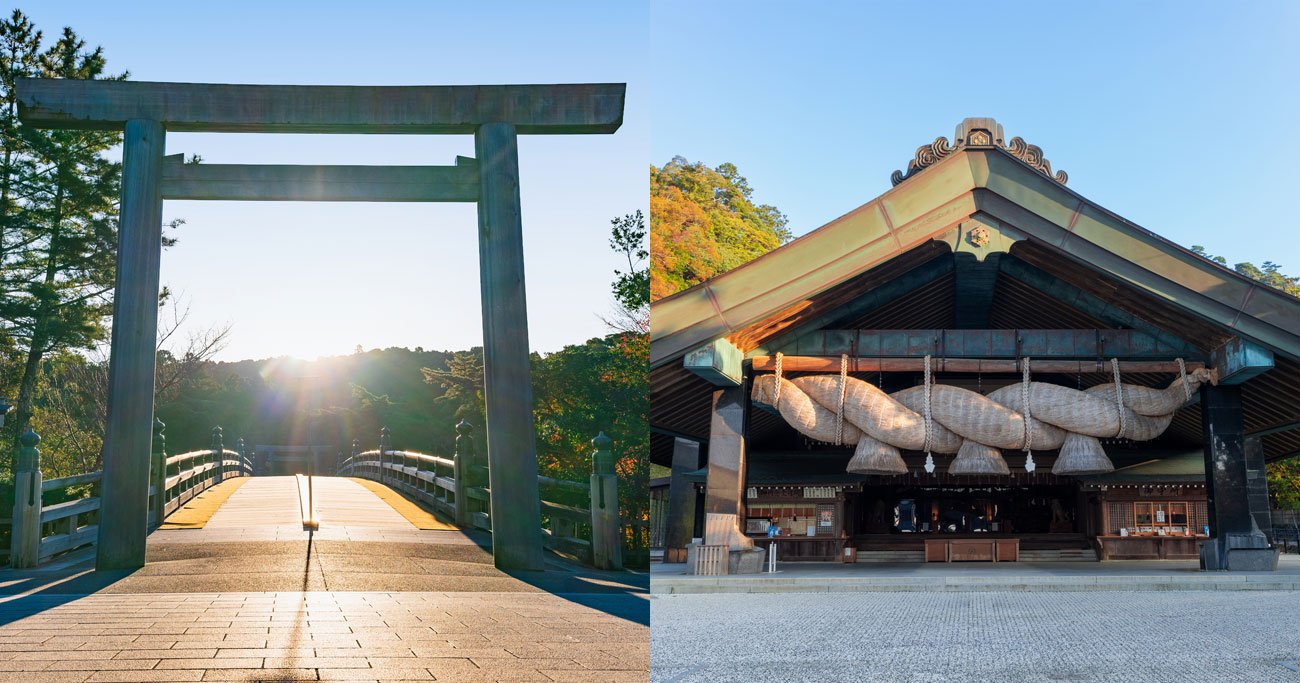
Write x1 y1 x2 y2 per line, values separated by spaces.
379 426 392 482
589 432 623 571
453 420 473 527
150 418 166 528
211 426 225 485
10 428 43 568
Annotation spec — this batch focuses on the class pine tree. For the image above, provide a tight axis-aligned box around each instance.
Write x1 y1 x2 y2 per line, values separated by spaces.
0 12 126 464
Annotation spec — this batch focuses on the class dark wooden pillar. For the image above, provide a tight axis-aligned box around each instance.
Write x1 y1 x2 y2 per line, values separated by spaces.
704 387 753 550
663 437 701 561
97 119 165 571
474 122 544 571
1200 384 1273 570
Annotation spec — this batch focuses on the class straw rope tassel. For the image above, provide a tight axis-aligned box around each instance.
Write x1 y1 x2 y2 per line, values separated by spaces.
923 354 933 454
1022 358 1036 473
1177 357 1191 402
1111 358 1126 439
836 354 848 446
773 352 783 409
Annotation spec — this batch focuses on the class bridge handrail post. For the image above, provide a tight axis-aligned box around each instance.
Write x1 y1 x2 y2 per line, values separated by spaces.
379 426 392 484
211 426 225 486
149 418 166 527
348 438 360 475
453 420 472 527
589 431 622 571
237 437 248 476
10 428 42 568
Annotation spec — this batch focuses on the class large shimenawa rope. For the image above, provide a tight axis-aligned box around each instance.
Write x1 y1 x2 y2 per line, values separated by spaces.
751 361 1216 473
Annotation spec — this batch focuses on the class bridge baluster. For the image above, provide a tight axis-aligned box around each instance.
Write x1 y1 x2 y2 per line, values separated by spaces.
150 418 166 528
589 431 622 571
349 438 360 475
454 420 474 528
10 428 42 568
379 426 392 484
237 438 248 477
211 426 225 487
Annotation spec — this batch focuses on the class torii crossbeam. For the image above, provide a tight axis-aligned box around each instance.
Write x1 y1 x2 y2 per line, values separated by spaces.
17 78 627 572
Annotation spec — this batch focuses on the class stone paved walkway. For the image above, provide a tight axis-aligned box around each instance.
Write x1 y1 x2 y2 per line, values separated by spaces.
0 477 649 681
650 590 1300 682
0 591 647 682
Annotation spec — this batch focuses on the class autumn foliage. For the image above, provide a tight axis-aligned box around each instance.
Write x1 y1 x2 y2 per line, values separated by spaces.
650 157 791 300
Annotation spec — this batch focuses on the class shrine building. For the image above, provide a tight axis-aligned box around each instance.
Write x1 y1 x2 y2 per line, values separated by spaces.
649 118 1300 572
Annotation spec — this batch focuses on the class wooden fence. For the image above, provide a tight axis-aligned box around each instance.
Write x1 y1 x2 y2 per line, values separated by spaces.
337 421 632 570
7 420 254 568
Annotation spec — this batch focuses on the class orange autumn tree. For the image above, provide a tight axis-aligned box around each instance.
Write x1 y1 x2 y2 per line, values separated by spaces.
650 157 791 300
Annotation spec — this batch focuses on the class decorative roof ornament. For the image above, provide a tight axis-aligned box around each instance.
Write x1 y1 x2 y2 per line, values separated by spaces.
891 117 1068 186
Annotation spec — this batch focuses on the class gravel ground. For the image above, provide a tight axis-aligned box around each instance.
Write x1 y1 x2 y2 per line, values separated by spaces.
650 590 1300 682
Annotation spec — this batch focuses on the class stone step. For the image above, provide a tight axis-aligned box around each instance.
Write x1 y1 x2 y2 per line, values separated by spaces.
856 551 926 563
1020 549 1098 562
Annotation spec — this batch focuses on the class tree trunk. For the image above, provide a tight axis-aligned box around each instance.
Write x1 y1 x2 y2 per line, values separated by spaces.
11 175 65 467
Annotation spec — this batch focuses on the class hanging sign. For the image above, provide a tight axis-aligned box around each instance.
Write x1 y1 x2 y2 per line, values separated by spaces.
803 486 837 499
746 487 758 499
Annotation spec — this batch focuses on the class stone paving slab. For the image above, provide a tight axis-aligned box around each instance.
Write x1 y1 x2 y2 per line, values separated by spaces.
0 592 647 682
651 590 1300 682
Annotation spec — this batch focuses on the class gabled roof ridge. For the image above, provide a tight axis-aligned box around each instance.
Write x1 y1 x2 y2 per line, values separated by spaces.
650 119 1300 365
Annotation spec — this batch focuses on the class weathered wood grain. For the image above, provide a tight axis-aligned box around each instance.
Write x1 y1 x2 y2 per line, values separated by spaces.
160 154 480 202
97 119 165 571
17 79 626 134
475 122 544 571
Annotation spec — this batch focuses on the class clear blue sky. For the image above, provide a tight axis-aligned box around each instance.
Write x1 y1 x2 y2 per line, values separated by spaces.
650 1 1300 272
22 1 647 361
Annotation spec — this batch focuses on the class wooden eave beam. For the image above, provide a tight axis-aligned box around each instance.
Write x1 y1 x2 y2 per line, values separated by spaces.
16 79 626 134
161 154 479 202
776 329 1206 361
750 355 1205 375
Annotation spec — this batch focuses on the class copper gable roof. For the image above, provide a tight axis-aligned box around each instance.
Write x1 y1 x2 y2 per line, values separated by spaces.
650 120 1300 367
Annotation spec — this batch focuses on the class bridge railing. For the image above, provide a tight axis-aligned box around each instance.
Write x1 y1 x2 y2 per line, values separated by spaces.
337 421 631 570
7 420 254 568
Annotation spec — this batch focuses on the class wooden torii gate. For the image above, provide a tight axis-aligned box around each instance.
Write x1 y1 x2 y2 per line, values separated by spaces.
16 79 626 571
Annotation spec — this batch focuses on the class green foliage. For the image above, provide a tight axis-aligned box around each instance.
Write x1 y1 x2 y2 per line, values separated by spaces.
650 156 790 300
1190 245 1300 297
609 209 649 312
420 349 485 427
1268 457 1300 510
0 11 126 463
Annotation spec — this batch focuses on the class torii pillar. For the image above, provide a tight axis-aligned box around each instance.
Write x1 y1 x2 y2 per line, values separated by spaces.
17 79 625 572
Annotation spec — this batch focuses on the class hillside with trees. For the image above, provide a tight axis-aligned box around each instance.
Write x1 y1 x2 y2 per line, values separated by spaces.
649 157 791 300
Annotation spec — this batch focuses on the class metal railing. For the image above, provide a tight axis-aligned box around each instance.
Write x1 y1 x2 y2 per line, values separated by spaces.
337 421 630 570
8 420 254 568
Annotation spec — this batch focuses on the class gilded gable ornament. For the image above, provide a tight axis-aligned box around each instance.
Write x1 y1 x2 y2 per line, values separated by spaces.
891 117 1069 186
966 225 991 248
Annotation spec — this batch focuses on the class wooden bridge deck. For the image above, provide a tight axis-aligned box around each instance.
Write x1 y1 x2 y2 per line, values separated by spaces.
151 476 458 544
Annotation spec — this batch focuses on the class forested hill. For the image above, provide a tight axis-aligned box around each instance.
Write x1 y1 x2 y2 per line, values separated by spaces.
649 157 791 301
159 347 460 457
155 334 646 487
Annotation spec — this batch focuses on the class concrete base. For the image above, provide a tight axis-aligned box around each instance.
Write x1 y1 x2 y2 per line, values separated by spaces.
728 547 766 575
1226 547 1281 571
685 543 767 574
1200 528 1279 571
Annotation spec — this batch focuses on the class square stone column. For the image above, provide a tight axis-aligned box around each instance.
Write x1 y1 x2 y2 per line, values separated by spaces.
1200 384 1274 571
